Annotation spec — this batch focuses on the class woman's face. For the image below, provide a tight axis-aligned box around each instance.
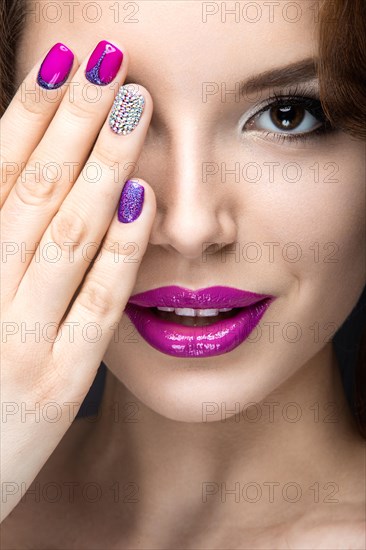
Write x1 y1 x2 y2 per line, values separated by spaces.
18 1 365 422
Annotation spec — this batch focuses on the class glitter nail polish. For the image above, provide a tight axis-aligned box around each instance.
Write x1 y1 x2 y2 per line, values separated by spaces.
109 85 145 135
37 43 74 90
85 40 123 85
118 180 145 223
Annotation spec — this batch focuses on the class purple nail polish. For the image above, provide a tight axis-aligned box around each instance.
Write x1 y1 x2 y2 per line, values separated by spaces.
118 180 144 223
37 43 74 90
85 40 123 86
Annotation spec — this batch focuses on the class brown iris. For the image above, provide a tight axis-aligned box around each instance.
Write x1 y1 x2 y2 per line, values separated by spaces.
270 105 305 130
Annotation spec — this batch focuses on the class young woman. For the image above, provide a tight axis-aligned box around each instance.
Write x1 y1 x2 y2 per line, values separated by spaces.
1 0 365 547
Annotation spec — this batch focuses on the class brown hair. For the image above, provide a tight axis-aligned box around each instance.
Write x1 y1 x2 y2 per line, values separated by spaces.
317 0 366 439
0 0 365 436
0 0 26 115
318 0 366 139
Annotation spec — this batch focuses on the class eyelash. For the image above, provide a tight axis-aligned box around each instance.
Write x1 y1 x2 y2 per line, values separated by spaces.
243 91 335 144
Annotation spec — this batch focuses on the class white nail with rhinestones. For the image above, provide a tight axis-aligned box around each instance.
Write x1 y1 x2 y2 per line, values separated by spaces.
109 85 145 135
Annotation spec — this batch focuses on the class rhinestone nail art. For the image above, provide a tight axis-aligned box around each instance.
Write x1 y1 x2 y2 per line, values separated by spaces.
109 86 145 135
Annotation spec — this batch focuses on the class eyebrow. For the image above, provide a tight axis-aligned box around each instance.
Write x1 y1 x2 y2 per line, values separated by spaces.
242 58 319 94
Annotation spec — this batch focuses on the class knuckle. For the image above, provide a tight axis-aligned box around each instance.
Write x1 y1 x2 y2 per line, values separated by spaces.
14 159 60 206
30 369 66 407
0 146 18 180
3 353 62 408
14 87 47 118
101 236 141 262
49 208 88 253
91 146 117 172
34 365 88 409
63 96 98 124
77 277 115 317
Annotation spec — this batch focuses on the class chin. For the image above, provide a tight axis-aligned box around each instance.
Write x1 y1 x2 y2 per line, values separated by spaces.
104 324 322 424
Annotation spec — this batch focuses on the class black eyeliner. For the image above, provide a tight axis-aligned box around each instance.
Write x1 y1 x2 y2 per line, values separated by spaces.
243 83 337 144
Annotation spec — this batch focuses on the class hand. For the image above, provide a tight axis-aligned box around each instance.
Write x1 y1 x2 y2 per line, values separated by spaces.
0 40 156 522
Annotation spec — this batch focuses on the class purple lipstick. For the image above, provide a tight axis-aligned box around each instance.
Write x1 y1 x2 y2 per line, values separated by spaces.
124 286 276 358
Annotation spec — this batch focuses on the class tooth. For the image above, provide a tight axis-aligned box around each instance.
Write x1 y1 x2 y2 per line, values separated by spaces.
157 307 228 318
174 308 196 317
196 308 219 317
218 308 233 312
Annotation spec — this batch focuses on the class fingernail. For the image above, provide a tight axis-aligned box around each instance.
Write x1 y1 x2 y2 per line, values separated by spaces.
85 40 123 85
109 85 145 135
118 180 145 223
37 43 74 90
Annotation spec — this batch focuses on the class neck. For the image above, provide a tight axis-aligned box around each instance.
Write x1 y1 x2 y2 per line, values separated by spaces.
77 343 363 541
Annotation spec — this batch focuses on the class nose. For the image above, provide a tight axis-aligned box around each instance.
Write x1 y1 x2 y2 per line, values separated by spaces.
148 118 237 261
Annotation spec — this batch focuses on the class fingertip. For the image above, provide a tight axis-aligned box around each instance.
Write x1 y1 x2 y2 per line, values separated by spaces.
117 178 156 225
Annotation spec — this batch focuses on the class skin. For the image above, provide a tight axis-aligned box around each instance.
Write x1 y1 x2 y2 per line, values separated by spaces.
1 1 365 548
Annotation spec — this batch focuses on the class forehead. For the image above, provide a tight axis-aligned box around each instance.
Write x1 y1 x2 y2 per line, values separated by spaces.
19 0 318 87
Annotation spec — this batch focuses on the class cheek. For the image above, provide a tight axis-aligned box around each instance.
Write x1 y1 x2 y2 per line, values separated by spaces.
232 135 364 277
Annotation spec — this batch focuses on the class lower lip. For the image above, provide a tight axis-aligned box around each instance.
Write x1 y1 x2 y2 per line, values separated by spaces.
124 299 274 358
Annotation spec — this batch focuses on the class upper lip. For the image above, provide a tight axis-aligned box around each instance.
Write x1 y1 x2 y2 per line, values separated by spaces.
127 286 274 309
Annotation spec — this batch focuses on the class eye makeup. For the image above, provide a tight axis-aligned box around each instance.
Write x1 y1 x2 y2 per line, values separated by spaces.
240 82 337 145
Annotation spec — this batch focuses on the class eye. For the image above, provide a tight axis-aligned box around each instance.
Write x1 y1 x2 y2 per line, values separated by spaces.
253 104 322 133
243 96 332 142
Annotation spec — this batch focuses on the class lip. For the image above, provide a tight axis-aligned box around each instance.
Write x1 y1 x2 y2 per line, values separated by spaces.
125 286 276 358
